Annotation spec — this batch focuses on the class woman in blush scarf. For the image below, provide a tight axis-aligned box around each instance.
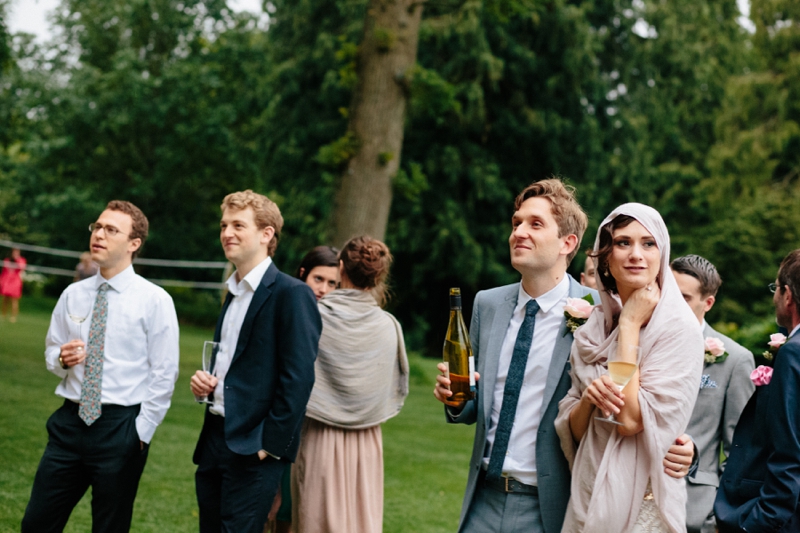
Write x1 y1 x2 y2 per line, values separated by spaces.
555 203 704 533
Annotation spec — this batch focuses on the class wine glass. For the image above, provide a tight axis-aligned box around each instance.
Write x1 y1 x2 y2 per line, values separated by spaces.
595 342 642 425
65 292 92 343
197 341 220 405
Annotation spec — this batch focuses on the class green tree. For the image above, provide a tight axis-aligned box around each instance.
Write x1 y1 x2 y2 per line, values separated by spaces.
690 0 800 326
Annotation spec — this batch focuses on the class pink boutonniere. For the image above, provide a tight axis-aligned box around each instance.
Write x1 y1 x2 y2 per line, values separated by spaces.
563 295 595 334
762 333 787 362
704 337 729 364
751 365 773 386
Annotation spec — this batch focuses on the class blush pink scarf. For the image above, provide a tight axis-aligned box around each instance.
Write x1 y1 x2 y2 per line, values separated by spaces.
554 203 704 533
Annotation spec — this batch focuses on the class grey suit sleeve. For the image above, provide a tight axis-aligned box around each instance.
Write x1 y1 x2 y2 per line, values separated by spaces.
720 348 755 473
445 291 481 425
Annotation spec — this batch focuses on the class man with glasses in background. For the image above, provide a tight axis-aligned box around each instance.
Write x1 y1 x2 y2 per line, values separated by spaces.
715 250 800 532
22 200 180 533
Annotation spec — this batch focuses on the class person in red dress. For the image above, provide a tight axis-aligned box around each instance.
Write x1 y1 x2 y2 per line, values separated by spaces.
0 248 26 323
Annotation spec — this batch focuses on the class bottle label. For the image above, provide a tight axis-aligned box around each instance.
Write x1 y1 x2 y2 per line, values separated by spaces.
468 356 476 390
443 361 450 381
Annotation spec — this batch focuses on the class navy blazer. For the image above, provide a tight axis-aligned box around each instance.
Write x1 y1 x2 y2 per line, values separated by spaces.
193 262 321 463
715 332 800 533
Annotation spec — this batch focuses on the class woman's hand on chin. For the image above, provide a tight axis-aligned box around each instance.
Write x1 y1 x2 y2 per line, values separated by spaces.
619 283 660 328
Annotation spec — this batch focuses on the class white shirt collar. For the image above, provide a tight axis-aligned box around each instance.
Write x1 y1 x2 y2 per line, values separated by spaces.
789 324 800 339
226 256 272 296
515 275 570 314
96 264 135 293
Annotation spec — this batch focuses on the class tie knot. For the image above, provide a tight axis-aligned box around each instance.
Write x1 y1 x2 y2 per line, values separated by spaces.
98 283 109 294
526 299 540 317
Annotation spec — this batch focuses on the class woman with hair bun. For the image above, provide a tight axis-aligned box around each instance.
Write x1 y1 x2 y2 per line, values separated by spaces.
291 236 409 533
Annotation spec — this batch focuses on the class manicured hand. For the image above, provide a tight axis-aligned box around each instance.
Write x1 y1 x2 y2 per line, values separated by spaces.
619 284 660 328
664 434 694 478
59 339 87 367
582 374 625 417
190 370 218 397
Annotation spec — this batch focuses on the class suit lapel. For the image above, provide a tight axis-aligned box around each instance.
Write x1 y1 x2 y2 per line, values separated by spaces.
483 288 518 421
541 276 580 412
231 263 277 364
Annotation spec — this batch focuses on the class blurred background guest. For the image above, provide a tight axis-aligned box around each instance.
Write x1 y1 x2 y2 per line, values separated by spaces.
295 246 339 300
580 250 598 289
0 248 27 323
292 236 409 533
73 251 98 282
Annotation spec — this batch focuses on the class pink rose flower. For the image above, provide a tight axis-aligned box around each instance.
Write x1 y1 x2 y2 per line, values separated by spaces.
705 337 726 357
751 365 773 387
768 333 787 349
564 298 593 319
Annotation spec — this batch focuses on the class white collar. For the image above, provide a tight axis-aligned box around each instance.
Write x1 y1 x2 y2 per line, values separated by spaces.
515 275 570 314
226 256 272 296
95 264 135 293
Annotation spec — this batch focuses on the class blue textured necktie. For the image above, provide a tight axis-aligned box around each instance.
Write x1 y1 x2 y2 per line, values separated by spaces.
486 298 540 481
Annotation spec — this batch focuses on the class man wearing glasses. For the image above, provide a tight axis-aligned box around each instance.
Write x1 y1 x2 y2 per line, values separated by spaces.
22 201 180 533
715 249 800 532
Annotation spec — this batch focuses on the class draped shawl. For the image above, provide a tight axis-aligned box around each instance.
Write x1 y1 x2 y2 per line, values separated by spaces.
304 289 409 429
554 203 704 533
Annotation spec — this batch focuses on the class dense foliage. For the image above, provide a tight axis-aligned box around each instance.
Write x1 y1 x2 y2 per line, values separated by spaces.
0 0 797 353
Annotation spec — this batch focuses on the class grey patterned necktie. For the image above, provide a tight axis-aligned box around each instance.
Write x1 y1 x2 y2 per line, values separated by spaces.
486 299 540 480
79 283 110 425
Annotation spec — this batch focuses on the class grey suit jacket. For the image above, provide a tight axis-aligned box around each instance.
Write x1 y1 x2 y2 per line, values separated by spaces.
447 277 597 533
685 323 755 533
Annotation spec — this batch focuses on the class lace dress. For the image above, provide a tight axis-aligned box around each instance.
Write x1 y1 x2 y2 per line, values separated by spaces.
631 480 669 533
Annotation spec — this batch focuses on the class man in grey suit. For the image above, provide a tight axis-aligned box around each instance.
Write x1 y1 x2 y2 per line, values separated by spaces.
434 179 695 533
671 255 755 533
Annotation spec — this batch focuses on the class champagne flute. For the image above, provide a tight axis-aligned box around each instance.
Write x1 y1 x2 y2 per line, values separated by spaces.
197 341 220 405
65 292 92 343
595 342 642 425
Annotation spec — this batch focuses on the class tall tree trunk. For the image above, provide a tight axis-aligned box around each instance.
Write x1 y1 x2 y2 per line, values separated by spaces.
331 0 423 246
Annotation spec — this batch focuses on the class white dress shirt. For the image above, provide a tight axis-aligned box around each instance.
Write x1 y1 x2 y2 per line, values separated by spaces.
790 324 800 339
483 275 570 485
45 265 180 443
209 256 272 417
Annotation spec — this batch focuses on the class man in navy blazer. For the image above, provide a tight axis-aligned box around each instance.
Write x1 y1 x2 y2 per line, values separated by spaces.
715 249 800 533
190 190 321 533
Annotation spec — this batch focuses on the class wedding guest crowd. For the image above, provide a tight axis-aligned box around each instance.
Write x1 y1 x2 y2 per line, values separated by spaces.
18 179 800 533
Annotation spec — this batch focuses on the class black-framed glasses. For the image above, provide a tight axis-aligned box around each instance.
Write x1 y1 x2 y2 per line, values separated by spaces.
89 223 128 238
769 282 783 294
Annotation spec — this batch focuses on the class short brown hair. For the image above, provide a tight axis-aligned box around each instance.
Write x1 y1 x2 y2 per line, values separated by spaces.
340 236 392 306
778 249 800 312
670 255 722 297
221 190 284 257
514 178 588 265
106 200 148 259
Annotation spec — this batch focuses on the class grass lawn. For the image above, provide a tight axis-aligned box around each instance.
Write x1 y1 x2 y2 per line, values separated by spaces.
0 297 474 532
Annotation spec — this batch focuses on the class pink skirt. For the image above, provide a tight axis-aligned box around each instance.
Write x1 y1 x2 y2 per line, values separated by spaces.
291 418 383 533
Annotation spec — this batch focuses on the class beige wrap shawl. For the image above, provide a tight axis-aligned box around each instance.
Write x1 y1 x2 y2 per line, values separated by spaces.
554 203 704 533
304 289 409 429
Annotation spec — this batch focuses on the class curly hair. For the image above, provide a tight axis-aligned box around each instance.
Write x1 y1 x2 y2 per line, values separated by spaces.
221 190 283 257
